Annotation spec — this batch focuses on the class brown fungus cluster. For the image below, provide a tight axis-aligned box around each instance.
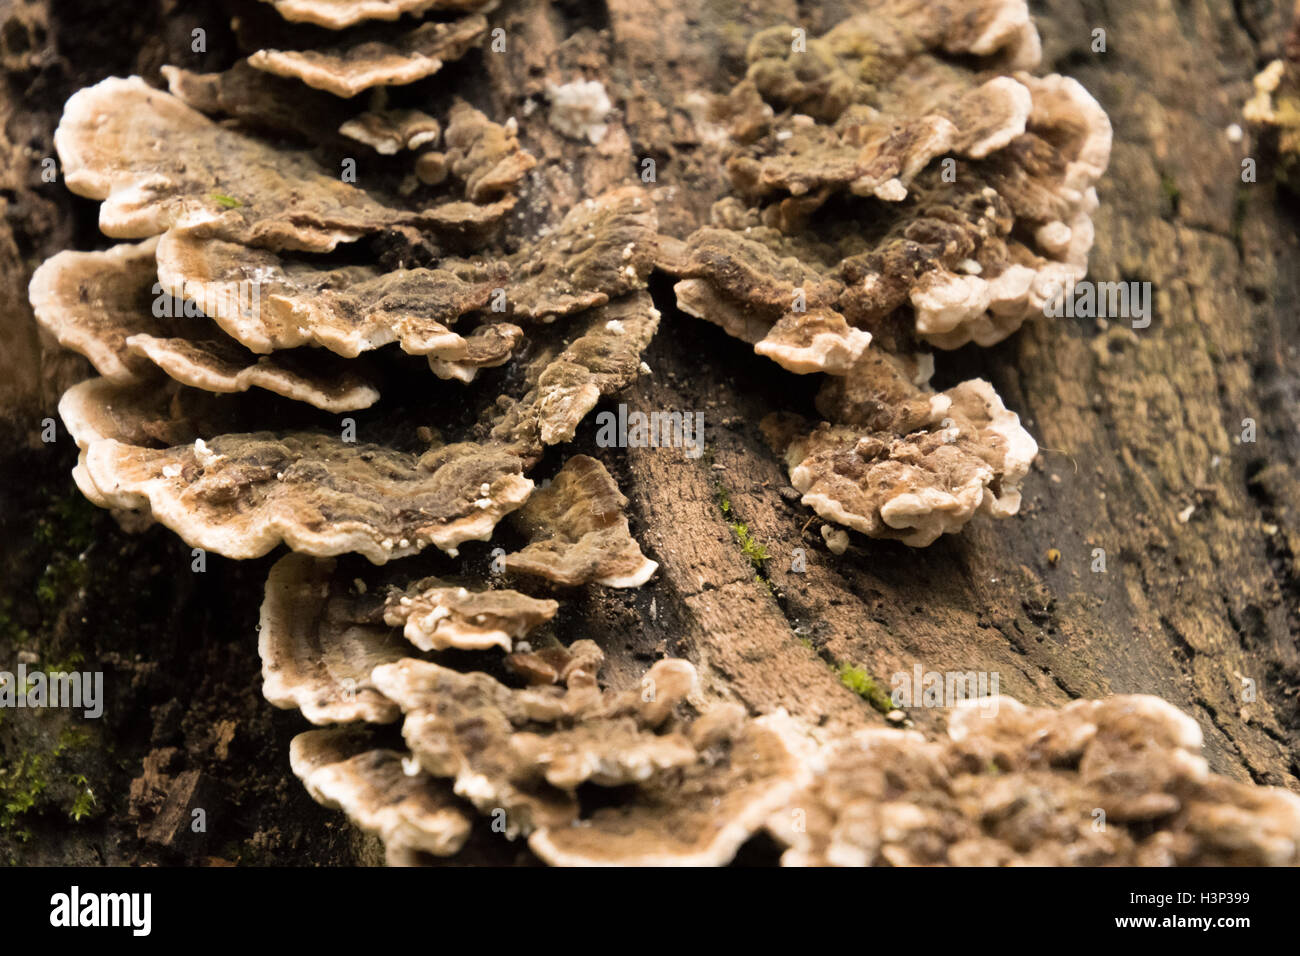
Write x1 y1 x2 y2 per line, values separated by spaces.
31 0 1291 868
259 564 1300 865
39 1 663 561
650 0 1112 547
770 697 1300 867
259 563 815 862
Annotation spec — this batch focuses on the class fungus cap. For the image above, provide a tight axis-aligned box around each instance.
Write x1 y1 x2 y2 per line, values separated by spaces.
248 17 488 98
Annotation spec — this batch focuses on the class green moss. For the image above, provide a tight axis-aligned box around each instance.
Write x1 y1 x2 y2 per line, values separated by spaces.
0 753 49 831
68 776 97 822
1158 172 1181 214
730 521 771 568
1 727 105 839
32 494 98 612
711 477 774 594
0 490 118 855
836 663 894 714
53 724 92 758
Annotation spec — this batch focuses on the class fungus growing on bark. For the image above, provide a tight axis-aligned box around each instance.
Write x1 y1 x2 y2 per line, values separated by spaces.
30 238 173 385
161 61 352 143
59 378 535 562
499 187 658 322
527 711 812 866
260 575 819 864
260 554 408 724
258 0 496 31
753 309 873 375
764 352 1036 546
31 237 380 410
339 108 441 154
248 16 488 98
384 578 559 652
290 727 472 864
503 455 658 588
369 653 701 835
665 0 1110 355
768 696 1300 866
42 54 665 570
155 232 493 358
265 560 1300 868
44 115 657 564
55 78 441 251
123 333 380 412
442 102 538 202
33 0 1288 875
505 639 606 687
473 292 661 459
688 10 1073 544
426 321 522 382
529 296 660 445
257 553 559 724
58 377 196 522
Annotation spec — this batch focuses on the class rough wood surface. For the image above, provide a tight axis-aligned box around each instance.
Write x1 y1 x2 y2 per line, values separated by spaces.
1 0 1297 865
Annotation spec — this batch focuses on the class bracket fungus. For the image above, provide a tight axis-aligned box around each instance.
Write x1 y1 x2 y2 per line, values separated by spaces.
290 727 472 864
41 0 664 570
254 563 818 863
160 61 354 144
261 554 409 724
155 231 495 358
122 333 381 413
58 373 538 562
339 108 442 154
503 455 659 588
31 0 1287 872
256 0 498 31
367 653 697 835
442 102 538 203
384 578 559 652
31 237 381 411
767 696 1300 867
29 238 172 386
499 187 659 322
761 347 1036 546
527 711 812 866
645 0 1098 547
662 0 1112 371
263 559 1300 867
56 78 434 252
248 16 488 98
257 552 561 724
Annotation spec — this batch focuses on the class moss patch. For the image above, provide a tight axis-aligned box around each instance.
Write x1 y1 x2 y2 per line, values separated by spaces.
0 752 48 838
836 663 894 714
1158 171 1181 216
713 477 773 583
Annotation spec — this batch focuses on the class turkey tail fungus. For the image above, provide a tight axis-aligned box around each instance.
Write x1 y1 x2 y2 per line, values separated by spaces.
3 0 1300 892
